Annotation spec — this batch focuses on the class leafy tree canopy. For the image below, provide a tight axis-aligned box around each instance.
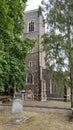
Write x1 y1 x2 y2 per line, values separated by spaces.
0 0 35 94
41 0 73 103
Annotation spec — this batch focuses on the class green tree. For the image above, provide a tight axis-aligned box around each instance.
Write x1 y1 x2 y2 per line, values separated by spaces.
41 0 73 110
0 0 35 96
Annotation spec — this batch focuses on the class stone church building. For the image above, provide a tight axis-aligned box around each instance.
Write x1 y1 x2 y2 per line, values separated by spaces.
23 9 55 101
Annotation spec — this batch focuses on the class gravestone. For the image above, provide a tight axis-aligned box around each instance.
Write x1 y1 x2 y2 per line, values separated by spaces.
12 98 23 114
9 115 30 125
27 89 33 100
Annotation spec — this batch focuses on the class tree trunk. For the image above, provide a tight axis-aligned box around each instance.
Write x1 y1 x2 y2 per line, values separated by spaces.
13 80 16 99
64 85 67 102
71 88 73 115
70 67 73 115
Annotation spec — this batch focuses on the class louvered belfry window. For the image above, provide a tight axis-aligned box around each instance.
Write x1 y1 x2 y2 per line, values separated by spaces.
29 21 34 32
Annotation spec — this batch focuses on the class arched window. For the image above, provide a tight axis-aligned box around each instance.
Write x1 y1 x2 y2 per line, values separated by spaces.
29 21 34 32
52 84 56 94
29 61 32 67
27 73 33 84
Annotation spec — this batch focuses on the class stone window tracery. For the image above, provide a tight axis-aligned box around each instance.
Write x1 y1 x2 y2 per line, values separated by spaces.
27 73 34 84
29 21 34 32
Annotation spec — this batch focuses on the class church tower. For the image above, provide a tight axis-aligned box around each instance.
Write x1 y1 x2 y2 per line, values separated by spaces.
23 9 50 101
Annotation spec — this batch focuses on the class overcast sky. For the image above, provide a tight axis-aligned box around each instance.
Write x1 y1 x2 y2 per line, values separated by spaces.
26 0 42 11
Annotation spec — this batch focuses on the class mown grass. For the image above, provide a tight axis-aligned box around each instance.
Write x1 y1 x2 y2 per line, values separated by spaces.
0 110 73 130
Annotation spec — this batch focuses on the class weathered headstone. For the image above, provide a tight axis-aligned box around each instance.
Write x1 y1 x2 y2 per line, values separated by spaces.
9 115 30 125
27 89 33 99
12 98 23 114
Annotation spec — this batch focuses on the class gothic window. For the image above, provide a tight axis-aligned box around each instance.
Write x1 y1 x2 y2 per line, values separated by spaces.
52 84 56 94
29 61 32 67
27 73 33 84
29 21 34 32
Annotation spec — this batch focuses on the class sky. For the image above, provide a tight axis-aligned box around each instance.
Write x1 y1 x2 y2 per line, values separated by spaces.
26 0 42 11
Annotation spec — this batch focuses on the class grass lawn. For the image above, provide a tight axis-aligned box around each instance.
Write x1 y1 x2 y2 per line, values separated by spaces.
0 110 73 130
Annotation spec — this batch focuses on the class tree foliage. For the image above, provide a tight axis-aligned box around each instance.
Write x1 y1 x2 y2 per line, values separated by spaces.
41 0 73 102
0 0 35 94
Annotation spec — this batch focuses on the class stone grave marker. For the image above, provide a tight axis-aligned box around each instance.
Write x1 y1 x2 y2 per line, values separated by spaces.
12 98 23 114
9 115 30 125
